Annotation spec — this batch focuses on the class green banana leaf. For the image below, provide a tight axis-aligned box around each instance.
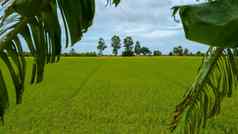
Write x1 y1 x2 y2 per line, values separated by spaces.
0 0 120 122
178 0 238 48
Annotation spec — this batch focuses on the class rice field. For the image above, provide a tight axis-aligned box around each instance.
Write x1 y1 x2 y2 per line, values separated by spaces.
0 57 238 134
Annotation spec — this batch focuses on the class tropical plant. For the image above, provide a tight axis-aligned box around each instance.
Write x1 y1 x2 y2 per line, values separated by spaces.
111 35 121 56
0 0 120 121
97 38 107 56
171 0 238 133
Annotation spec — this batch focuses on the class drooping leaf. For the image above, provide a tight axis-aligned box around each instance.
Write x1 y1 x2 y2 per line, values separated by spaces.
0 70 9 122
0 0 121 121
57 0 95 45
177 0 238 48
171 47 238 134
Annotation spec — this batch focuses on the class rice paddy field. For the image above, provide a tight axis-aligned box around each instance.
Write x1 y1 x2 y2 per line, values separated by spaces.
0 57 238 134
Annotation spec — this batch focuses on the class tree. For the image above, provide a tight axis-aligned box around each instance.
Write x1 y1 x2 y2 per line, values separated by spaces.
173 46 184 56
97 38 107 56
168 52 173 56
195 51 205 56
140 47 151 56
183 48 189 56
2 0 237 133
122 36 134 56
70 48 76 55
0 0 120 121
171 1 238 133
153 50 162 56
134 41 142 55
111 35 121 56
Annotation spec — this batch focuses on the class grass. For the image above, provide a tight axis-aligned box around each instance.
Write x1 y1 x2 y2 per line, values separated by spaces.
0 57 238 134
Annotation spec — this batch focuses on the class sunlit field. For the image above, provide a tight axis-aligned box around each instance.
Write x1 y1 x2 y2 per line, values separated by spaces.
0 57 238 134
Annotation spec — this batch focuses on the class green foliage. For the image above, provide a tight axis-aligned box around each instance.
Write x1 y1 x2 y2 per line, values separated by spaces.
122 36 134 56
111 35 121 56
175 0 238 48
196 51 205 56
183 48 189 56
107 0 121 6
173 46 184 56
63 52 97 57
171 48 238 134
140 47 151 56
171 0 238 133
0 0 121 121
97 38 107 56
153 50 162 56
134 41 142 55
0 70 9 122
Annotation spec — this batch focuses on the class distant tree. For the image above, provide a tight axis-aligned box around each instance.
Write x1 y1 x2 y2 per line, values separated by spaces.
173 46 184 56
169 52 173 56
140 47 151 55
134 41 142 55
195 51 205 56
153 50 162 56
63 51 97 57
122 36 134 56
183 48 189 56
70 48 76 55
97 38 107 56
111 35 121 56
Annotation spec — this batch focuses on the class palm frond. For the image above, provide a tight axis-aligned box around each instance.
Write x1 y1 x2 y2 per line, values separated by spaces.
0 0 120 121
107 0 121 6
170 47 238 133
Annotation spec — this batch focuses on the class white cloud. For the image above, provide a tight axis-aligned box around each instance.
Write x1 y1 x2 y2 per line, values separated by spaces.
141 30 179 39
70 0 208 54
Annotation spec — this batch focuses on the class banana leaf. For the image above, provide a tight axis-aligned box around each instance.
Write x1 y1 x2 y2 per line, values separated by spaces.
0 0 121 122
178 0 238 48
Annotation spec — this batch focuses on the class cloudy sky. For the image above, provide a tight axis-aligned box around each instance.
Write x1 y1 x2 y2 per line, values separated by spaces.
66 0 208 54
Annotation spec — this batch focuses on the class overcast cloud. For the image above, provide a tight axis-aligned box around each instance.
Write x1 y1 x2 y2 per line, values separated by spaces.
66 0 208 54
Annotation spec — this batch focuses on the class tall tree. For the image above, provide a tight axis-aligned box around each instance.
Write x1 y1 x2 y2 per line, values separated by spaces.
134 41 141 55
0 0 120 121
111 35 121 56
122 36 134 56
97 38 107 56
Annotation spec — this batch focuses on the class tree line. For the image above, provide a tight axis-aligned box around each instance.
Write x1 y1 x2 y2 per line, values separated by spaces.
96 36 153 56
97 36 207 56
61 35 206 57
